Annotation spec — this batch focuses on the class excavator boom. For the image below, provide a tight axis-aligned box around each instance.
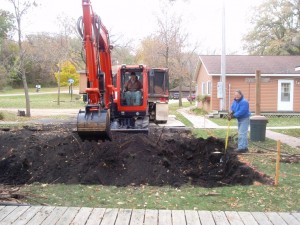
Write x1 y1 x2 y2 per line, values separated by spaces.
77 0 113 141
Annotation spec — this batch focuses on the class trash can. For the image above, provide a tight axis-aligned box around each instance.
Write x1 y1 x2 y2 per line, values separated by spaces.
250 115 268 141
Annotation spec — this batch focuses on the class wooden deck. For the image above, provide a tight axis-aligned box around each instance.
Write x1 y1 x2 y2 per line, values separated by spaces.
0 206 299 225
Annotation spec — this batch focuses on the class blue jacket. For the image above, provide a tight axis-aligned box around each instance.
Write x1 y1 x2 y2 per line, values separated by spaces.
231 96 251 120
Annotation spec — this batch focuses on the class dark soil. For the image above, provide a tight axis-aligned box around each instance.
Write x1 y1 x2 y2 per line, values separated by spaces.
0 124 271 187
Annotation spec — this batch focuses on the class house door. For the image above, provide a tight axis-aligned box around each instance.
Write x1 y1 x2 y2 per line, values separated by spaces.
277 80 294 111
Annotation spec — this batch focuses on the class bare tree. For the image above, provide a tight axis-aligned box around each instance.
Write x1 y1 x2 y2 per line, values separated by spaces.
155 7 199 106
7 0 37 117
55 15 77 105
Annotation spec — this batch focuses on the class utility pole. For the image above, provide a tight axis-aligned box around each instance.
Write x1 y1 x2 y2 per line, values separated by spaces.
220 0 226 111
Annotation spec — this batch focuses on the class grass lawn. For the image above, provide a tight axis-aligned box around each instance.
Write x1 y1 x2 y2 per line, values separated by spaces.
0 93 84 109
0 86 73 94
210 117 300 127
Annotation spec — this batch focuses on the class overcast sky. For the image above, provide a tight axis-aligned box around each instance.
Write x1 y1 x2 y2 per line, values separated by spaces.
2 0 264 54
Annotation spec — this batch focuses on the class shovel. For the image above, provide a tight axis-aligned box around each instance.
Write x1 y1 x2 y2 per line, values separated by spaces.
220 119 231 163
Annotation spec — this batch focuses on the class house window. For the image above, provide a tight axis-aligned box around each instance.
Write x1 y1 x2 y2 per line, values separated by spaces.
201 82 206 95
281 83 290 101
207 81 211 95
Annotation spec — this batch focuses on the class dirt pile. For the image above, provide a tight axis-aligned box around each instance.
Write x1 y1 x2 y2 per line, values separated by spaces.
0 125 271 187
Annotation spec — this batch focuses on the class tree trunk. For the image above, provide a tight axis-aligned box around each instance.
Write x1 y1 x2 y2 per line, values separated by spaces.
179 77 183 107
17 18 30 117
57 67 61 105
21 63 31 117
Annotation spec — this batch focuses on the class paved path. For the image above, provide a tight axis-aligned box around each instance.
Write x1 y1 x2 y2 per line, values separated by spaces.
266 130 300 148
177 108 300 149
0 206 299 225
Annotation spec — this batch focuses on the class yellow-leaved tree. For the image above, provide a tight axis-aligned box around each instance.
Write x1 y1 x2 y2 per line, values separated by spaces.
54 61 79 87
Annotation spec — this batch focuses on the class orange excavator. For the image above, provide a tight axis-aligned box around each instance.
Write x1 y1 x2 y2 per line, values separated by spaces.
77 0 169 141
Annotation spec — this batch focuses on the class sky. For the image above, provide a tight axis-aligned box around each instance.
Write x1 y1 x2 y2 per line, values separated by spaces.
1 0 264 54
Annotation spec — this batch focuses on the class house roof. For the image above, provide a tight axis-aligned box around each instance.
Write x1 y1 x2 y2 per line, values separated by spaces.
199 55 300 75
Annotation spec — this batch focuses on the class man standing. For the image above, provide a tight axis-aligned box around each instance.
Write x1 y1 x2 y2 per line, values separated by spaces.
124 72 143 105
228 90 251 153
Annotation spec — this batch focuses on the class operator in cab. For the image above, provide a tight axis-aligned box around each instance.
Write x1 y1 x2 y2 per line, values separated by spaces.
124 72 143 105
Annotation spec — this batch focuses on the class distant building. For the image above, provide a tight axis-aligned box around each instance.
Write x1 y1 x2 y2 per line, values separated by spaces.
194 55 300 113
169 86 195 99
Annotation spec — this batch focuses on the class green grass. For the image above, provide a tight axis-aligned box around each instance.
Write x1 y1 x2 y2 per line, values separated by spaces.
168 101 194 127
193 128 230 139
0 93 84 109
209 117 300 127
210 118 238 126
0 86 73 94
266 117 300 127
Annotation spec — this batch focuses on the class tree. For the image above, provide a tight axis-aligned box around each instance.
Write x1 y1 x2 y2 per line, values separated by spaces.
54 61 79 86
0 10 14 44
155 6 199 106
55 15 79 105
0 10 15 90
7 0 37 117
243 0 300 55
135 35 165 67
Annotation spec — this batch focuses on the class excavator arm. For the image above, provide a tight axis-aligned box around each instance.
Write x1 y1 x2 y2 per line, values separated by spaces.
77 0 113 141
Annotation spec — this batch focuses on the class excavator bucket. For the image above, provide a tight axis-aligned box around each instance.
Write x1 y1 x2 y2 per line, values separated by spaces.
77 108 112 141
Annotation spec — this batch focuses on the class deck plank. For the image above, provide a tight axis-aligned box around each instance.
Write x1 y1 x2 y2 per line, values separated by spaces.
40 207 68 225
172 210 186 225
251 212 273 225
115 209 132 225
266 212 288 225
100 208 118 225
1 206 300 225
212 211 230 225
185 210 200 225
0 206 17 222
159 209 172 225
85 208 106 225
55 207 80 225
279 213 300 225
144 209 158 225
12 206 43 225
292 213 300 222
26 206 55 225
129 209 144 225
238 212 259 225
0 206 29 225
71 207 93 225
225 211 244 225
198 210 215 225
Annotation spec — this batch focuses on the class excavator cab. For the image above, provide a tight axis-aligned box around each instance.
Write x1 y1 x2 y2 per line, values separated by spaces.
120 71 143 106
110 65 149 132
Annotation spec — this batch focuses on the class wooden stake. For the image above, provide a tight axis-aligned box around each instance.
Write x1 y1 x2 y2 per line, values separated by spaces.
255 70 261 115
274 140 281 186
